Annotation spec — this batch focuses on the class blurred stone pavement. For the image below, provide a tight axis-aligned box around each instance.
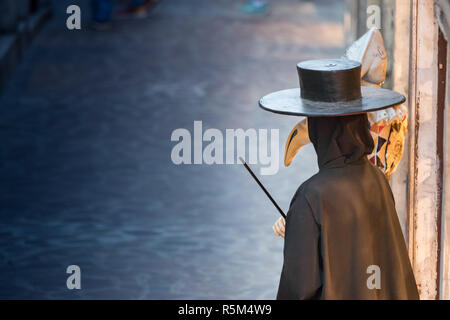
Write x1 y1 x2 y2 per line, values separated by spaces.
0 0 345 299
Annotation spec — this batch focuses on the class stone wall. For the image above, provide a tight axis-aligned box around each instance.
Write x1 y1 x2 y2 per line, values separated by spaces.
436 0 450 301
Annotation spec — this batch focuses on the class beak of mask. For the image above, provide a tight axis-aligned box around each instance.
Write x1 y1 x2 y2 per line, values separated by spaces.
284 118 310 167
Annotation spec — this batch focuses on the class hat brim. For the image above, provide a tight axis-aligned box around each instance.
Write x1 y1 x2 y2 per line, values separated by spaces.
259 86 405 117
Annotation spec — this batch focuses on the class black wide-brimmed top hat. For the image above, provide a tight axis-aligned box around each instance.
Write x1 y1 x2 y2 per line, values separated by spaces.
259 59 405 117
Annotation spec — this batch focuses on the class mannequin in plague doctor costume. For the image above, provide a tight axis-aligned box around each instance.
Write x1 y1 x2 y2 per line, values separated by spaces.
264 29 418 300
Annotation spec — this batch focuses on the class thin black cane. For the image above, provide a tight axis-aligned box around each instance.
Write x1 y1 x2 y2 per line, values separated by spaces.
239 157 286 219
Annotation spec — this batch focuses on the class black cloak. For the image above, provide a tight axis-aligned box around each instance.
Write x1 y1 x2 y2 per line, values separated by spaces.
277 114 419 300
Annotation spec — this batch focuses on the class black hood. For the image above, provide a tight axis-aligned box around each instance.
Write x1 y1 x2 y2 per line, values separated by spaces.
307 114 374 169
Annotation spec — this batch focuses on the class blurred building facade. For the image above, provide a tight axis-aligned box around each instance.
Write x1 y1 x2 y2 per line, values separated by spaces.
347 0 450 300
0 0 52 92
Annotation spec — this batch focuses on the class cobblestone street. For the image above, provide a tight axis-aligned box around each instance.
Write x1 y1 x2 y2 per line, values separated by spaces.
0 0 345 299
